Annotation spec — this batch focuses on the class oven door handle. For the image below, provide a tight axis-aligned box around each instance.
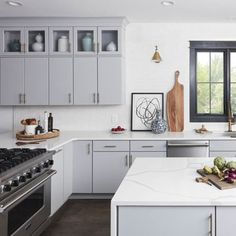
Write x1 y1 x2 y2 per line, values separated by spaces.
0 170 56 213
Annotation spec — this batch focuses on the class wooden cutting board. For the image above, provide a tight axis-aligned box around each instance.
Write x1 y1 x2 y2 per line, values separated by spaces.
167 71 184 132
197 169 236 190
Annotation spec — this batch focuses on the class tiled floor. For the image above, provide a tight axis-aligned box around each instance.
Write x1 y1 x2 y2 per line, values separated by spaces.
41 199 110 236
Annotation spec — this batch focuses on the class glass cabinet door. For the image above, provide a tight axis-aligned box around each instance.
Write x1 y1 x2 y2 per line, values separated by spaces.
49 27 73 55
74 27 97 55
98 27 121 55
1 27 24 55
25 27 48 55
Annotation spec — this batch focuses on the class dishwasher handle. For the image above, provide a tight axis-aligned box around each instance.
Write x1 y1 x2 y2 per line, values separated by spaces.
167 143 209 147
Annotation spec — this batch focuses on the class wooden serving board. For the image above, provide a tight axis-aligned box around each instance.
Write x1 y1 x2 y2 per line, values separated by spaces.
197 169 236 190
16 129 60 141
167 71 184 132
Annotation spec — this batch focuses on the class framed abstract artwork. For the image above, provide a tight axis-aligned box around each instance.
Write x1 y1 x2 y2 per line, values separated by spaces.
131 92 164 131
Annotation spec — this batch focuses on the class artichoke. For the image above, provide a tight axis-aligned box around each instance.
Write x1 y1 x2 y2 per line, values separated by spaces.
226 161 236 169
203 165 213 174
213 156 226 170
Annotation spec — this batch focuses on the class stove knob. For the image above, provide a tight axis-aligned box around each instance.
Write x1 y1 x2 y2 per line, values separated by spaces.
43 162 49 168
19 175 26 183
49 160 54 166
11 179 19 187
3 184 11 192
26 172 32 179
35 166 41 173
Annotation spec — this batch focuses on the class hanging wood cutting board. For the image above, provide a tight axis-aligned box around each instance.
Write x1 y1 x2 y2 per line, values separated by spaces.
167 71 184 132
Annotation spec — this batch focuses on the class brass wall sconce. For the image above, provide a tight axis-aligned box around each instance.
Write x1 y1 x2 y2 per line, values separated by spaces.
152 45 161 63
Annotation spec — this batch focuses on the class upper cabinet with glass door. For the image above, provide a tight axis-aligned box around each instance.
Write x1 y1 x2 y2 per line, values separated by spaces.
0 27 48 55
49 27 73 55
1 27 24 55
98 26 121 55
25 27 48 55
74 27 97 55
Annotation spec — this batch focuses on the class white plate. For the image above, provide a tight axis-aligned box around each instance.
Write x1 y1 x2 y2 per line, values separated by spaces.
111 130 126 134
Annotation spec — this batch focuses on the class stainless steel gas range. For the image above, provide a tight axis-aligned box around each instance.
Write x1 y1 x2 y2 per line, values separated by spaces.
0 148 56 236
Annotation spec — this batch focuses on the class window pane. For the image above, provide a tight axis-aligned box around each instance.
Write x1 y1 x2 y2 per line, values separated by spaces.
211 84 224 114
197 52 209 82
230 52 236 82
231 83 236 114
211 52 224 82
197 83 210 113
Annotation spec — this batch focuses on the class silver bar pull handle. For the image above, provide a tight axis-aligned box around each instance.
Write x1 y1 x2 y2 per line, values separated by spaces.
208 214 213 236
23 94 26 104
19 93 22 104
167 143 209 147
104 145 116 148
129 154 132 167
97 93 100 104
69 42 71 52
93 93 96 104
68 93 72 104
142 145 154 148
97 42 99 53
125 155 128 166
93 42 96 52
88 143 91 155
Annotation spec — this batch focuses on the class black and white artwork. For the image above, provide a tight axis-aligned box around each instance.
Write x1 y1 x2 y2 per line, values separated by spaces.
131 93 164 131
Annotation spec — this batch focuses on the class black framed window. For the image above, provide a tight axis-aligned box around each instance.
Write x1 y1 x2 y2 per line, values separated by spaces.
190 41 236 122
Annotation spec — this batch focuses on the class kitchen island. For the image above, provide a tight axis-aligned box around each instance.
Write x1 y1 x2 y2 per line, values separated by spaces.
111 158 236 236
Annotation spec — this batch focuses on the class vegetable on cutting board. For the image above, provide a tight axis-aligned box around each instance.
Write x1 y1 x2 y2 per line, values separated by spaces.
203 156 236 184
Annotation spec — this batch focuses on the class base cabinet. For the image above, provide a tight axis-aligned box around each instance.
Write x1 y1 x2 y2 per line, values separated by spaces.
63 142 73 200
93 152 129 193
216 207 236 236
51 148 64 216
73 141 93 193
118 206 215 236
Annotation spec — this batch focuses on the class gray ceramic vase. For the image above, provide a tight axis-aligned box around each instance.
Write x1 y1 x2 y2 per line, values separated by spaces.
151 110 167 134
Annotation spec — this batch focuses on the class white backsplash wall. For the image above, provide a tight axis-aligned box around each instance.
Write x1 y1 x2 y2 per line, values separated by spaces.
2 22 236 133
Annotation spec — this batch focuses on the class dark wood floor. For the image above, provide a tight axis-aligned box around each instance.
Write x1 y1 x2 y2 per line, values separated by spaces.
41 199 110 236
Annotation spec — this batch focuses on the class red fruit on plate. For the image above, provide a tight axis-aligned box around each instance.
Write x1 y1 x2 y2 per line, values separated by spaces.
121 128 125 131
111 128 115 131
117 126 121 129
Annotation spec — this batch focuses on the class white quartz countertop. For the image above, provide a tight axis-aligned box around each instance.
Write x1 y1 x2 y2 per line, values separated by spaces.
0 130 235 150
112 158 236 206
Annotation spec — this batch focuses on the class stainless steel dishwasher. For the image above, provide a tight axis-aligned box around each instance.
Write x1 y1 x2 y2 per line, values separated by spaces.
167 140 209 157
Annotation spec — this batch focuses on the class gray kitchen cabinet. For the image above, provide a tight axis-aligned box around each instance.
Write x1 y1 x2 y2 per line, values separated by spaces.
74 56 124 105
216 207 236 236
118 206 215 236
93 151 129 193
63 141 74 200
210 140 236 157
130 152 166 164
130 140 166 165
24 57 48 105
74 57 97 105
51 148 64 216
49 57 73 105
98 56 123 104
0 57 24 105
73 140 93 193
0 57 48 105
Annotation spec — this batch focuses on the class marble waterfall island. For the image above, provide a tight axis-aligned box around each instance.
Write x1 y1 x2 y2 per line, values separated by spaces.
111 158 236 236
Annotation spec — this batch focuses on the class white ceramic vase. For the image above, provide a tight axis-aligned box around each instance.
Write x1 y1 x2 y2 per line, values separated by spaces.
106 41 117 51
58 36 69 52
32 33 44 52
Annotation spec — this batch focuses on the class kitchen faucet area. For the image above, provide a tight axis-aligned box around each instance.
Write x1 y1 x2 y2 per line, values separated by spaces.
1 1 236 236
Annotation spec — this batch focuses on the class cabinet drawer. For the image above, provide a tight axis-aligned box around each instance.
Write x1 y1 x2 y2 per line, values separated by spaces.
210 152 236 158
210 141 236 151
93 141 129 152
130 141 166 152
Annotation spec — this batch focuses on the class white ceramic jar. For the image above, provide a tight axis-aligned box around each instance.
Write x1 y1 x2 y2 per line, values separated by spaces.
106 41 117 51
58 36 69 52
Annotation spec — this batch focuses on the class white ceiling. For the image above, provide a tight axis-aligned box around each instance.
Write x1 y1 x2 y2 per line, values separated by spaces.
0 0 236 22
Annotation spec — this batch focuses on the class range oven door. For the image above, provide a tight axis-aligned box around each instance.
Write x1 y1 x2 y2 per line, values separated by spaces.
0 169 56 236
